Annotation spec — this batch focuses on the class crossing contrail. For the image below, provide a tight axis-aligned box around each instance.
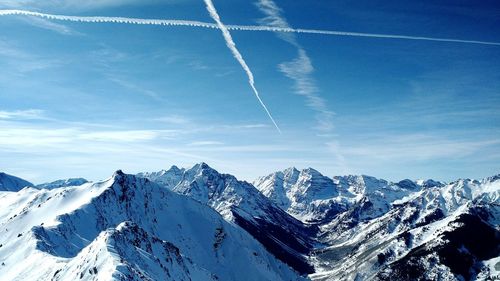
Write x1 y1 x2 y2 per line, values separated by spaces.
0 9 220 28
228 25 500 46
1 9 499 46
202 0 281 133
2 8 500 133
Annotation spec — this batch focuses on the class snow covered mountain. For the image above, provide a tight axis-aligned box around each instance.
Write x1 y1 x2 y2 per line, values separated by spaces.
139 163 318 275
1 166 498 281
36 178 88 190
253 168 348 223
0 171 306 281
0 172 33 192
255 168 500 281
253 169 418 224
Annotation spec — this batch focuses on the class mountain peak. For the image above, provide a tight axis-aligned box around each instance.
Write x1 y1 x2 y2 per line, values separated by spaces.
396 179 420 190
113 169 125 177
0 172 34 192
417 178 445 188
168 165 182 172
283 166 299 175
299 167 326 179
483 173 500 184
36 178 88 190
191 162 216 173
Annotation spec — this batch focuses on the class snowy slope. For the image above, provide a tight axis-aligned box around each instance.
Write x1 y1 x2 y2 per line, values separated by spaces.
311 176 500 281
137 166 184 189
254 169 418 223
254 168 351 223
0 172 33 192
255 168 499 280
140 163 318 275
0 171 306 281
2 165 498 281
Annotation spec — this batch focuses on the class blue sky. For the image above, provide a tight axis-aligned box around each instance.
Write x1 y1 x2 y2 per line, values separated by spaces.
0 0 499 183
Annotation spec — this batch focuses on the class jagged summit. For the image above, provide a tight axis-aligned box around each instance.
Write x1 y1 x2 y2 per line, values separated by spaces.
0 171 34 192
113 169 125 177
0 170 306 281
140 163 317 275
2 166 498 281
483 173 500 183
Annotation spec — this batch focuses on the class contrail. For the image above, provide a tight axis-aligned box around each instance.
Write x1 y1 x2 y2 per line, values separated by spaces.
1 9 499 46
256 0 334 133
202 1 281 133
0 9 220 28
227 24 500 46
0 9 282 132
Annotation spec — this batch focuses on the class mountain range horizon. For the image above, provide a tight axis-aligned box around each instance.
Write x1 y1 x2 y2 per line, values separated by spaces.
2 161 487 190
1 162 498 280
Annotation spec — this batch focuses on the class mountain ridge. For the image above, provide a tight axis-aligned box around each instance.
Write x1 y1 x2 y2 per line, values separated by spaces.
0 170 306 281
1 165 498 280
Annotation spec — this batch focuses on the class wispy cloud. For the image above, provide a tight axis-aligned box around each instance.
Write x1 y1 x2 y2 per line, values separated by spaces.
221 123 269 129
78 130 163 142
329 134 500 162
203 0 281 133
0 109 46 120
153 115 190 125
187 60 209 71
18 16 76 35
256 0 334 132
107 75 162 100
187 141 224 146
0 126 174 147
0 39 64 73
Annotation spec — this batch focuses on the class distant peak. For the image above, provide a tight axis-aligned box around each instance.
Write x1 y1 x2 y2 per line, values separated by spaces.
168 165 181 172
483 174 500 184
110 170 132 187
301 167 322 176
192 162 216 172
418 179 445 188
0 172 35 191
113 170 126 178
396 179 419 190
283 167 299 174
194 162 209 168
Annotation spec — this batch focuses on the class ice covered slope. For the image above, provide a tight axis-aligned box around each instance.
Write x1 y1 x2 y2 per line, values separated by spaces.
140 163 318 275
0 171 306 281
0 172 33 192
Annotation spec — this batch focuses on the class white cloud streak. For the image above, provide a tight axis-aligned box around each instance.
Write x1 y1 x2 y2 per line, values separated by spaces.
329 134 500 162
0 39 64 72
202 0 281 133
187 141 224 146
0 109 46 120
0 0 168 11
19 16 75 35
256 0 334 132
1 9 499 46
